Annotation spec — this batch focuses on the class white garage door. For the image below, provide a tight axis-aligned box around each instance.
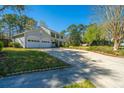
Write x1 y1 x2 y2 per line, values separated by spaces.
27 40 51 48
27 35 52 48
27 40 40 48
40 41 51 48
27 35 41 48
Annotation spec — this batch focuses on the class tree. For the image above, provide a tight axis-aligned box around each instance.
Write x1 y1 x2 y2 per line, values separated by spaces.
77 24 85 35
83 24 97 45
17 15 37 32
60 30 66 36
62 24 85 46
0 20 4 39
2 14 18 38
0 5 25 14
77 24 86 42
61 24 86 46
0 5 25 38
69 24 80 46
94 6 124 50
1 14 37 38
83 24 105 45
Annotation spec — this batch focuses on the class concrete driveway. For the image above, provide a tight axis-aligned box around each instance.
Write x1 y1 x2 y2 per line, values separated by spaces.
42 48 124 88
0 48 124 88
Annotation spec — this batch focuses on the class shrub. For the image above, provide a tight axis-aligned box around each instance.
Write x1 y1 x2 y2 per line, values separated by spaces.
8 42 14 47
87 46 119 55
13 42 22 48
90 40 113 46
8 42 22 48
63 43 69 47
0 41 4 51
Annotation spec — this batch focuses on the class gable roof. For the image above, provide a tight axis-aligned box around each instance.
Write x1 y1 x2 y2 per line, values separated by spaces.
12 26 61 38
40 26 60 35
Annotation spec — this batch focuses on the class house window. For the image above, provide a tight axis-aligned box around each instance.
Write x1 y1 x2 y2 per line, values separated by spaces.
56 34 59 38
42 41 50 43
34 40 40 42
61 36 63 39
28 40 31 42
28 40 40 42
51 32 55 38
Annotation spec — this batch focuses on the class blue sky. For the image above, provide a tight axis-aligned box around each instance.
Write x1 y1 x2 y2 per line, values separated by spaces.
5 5 95 32
25 5 95 32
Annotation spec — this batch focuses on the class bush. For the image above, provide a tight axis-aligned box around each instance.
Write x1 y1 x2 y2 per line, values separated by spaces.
0 41 4 51
8 42 14 47
14 42 22 48
91 40 113 46
63 43 69 47
8 42 22 48
66 45 124 56
87 46 121 56
88 46 113 52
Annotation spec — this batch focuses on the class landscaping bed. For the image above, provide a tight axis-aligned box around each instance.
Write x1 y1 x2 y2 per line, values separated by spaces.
87 46 124 57
64 80 96 88
0 48 70 77
63 46 124 57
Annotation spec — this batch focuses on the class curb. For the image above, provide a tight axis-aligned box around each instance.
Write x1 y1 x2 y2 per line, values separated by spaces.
0 65 70 79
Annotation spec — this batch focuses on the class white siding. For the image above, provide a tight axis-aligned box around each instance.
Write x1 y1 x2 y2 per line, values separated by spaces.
15 36 25 48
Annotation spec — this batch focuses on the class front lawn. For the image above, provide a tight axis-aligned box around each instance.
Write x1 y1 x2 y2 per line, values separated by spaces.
64 80 96 88
64 46 124 57
0 48 69 77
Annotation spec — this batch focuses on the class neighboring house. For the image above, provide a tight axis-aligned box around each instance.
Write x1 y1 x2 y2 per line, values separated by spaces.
12 26 64 48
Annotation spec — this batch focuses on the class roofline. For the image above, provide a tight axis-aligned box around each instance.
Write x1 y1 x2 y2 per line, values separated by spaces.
12 30 35 38
12 26 62 38
41 26 60 34
12 32 25 38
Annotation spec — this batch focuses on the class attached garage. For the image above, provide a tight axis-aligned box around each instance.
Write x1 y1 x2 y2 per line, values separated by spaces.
13 30 52 48
12 26 64 48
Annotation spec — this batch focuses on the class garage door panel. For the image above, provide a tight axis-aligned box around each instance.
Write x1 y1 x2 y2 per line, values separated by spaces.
27 35 41 48
40 42 51 48
27 42 40 48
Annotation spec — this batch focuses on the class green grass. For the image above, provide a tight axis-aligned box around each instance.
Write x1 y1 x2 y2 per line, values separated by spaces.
64 46 124 57
64 80 96 88
67 46 89 50
0 48 69 77
87 46 124 56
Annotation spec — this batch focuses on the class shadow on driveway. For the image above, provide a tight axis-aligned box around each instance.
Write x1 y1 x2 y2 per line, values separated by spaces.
0 48 119 88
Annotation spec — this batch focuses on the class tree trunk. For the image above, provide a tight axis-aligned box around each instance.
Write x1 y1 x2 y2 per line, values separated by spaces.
113 39 120 51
